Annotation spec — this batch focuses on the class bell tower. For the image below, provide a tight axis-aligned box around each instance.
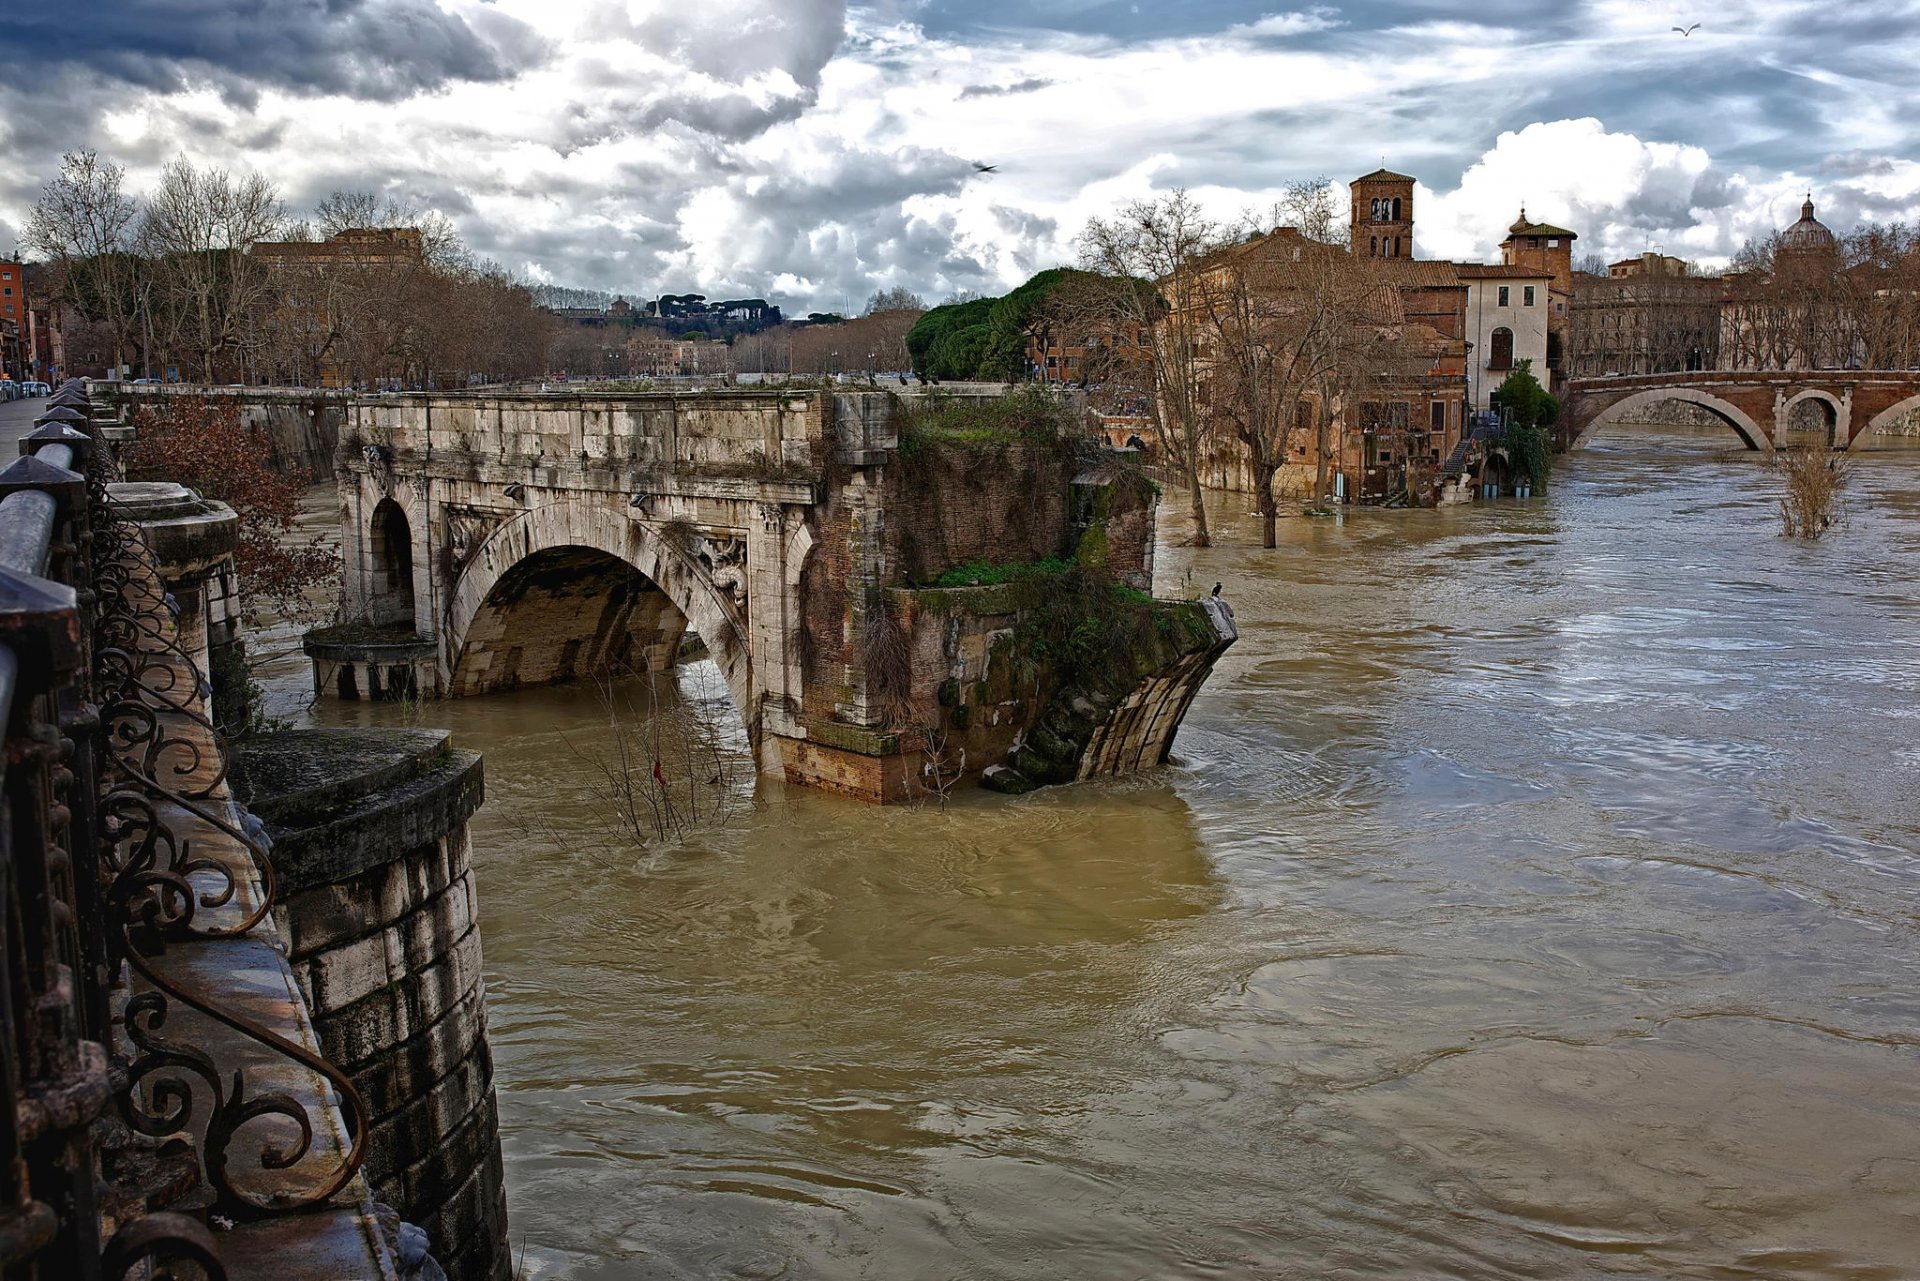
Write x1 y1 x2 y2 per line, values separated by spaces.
1350 169 1415 259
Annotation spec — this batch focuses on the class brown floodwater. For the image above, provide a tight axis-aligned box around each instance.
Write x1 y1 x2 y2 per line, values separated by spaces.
268 428 1920 1280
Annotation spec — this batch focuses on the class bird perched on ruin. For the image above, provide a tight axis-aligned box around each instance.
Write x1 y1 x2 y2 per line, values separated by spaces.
1211 583 1223 598
1673 22 1700 35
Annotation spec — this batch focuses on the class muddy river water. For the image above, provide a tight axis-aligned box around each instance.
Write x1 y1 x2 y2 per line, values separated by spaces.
273 429 1920 1279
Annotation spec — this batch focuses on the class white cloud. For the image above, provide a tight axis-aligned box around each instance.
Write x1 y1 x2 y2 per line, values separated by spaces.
5 2 1920 307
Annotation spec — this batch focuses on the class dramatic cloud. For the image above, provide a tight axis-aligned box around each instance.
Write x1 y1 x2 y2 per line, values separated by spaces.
4 1 1920 309
9 0 546 103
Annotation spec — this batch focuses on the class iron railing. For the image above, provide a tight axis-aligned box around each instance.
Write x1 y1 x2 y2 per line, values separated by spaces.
0 382 366 1280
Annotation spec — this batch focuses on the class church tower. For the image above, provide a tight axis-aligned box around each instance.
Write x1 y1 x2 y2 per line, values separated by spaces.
1351 169 1416 259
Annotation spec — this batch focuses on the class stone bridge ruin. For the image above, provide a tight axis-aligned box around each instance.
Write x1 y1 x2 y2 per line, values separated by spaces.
308 388 1234 802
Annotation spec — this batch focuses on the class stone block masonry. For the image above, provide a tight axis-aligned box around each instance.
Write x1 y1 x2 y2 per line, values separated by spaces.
235 728 509 1281
316 385 1231 802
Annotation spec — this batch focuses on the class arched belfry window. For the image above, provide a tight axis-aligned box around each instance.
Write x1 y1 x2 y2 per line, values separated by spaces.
1391 196 1402 221
1370 236 1378 256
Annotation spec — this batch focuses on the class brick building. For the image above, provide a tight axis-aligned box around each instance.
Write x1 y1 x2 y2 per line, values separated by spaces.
1169 168 1575 504
0 260 25 381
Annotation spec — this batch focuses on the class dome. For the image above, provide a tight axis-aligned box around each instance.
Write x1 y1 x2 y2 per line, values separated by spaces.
1509 207 1531 234
1780 195 1835 253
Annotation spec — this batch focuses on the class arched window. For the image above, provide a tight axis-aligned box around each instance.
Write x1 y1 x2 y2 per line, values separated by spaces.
1393 236 1402 257
1489 327 1515 371
1370 236 1378 256
1391 196 1402 221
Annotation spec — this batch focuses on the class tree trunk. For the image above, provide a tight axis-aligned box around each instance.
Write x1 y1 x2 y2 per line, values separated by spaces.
1258 467 1278 549
1186 467 1211 548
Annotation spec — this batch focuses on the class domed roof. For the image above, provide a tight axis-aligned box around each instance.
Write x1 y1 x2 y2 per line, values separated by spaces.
1780 194 1835 252
1510 206 1531 234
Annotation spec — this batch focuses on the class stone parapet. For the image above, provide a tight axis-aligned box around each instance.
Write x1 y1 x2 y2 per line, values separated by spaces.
234 728 507 1281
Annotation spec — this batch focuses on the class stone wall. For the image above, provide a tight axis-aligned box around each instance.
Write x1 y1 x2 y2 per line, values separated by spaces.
882 440 1076 584
235 729 509 1281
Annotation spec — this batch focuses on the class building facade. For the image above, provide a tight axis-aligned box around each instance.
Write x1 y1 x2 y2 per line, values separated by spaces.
1169 169 1578 504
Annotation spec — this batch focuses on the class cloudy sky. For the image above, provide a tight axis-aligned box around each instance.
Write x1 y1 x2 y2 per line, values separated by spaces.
5 0 1920 311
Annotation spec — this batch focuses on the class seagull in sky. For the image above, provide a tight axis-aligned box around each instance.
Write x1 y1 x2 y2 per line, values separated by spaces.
1673 22 1700 35
973 162 999 173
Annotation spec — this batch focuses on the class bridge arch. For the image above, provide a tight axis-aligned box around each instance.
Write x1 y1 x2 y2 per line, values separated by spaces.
444 497 758 745
1855 393 1920 451
1577 387 1773 451
1780 388 1845 448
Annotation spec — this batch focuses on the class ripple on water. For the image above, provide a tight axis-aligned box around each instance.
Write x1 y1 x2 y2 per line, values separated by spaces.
271 447 1920 1279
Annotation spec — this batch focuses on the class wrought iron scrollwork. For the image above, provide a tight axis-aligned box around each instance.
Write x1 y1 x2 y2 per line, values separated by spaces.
86 484 367 1220
102 1210 227 1281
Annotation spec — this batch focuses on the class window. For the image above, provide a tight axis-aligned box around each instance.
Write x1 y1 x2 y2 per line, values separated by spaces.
1370 236 1378 256
1488 327 1514 370
1548 238 1559 247
1498 286 1510 307
1393 236 1402 256
1431 401 1446 432
1391 197 1402 221
1523 286 1535 306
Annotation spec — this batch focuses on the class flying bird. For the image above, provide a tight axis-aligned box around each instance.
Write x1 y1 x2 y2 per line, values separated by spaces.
973 162 999 173
1673 22 1700 35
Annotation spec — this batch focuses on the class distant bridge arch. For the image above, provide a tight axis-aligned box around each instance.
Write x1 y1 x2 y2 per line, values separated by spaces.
1564 370 1920 452
1576 387 1771 451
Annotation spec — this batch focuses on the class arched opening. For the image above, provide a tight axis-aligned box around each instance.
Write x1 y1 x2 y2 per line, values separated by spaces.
1783 394 1839 449
368 498 415 625
1489 327 1515 372
1370 236 1378 256
1391 196 1402 222
450 545 695 696
1578 388 1771 451
1855 393 1920 450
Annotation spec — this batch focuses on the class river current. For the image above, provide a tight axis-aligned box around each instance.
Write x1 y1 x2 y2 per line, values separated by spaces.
281 428 1920 1279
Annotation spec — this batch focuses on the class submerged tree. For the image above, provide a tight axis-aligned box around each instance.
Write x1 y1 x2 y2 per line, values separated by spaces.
1775 446 1850 540
1076 190 1223 546
1492 359 1558 491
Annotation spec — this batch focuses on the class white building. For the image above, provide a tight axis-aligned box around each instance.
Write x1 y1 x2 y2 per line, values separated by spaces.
1457 264 1552 412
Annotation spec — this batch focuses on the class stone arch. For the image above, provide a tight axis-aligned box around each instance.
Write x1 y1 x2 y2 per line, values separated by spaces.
444 497 757 745
1576 388 1772 451
367 497 416 625
1781 388 1844 447
1853 393 1920 451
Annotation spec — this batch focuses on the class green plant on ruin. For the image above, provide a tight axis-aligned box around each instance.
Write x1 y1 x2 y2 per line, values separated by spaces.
897 384 1080 460
854 588 918 728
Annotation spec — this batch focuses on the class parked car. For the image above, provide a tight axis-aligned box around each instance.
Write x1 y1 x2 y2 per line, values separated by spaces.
26 382 50 396
0 381 18 401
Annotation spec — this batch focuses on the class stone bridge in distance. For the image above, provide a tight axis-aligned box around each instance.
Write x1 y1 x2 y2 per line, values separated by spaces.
309 388 1235 803
1563 370 1920 451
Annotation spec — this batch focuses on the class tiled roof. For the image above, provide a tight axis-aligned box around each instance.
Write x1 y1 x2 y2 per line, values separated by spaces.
1353 168 1417 183
1505 222 1578 239
1364 258 1466 288
1453 263 1552 279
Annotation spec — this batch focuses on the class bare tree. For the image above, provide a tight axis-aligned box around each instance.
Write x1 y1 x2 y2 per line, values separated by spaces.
24 150 142 376
865 286 928 315
1077 190 1223 546
140 158 285 380
1198 198 1396 545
